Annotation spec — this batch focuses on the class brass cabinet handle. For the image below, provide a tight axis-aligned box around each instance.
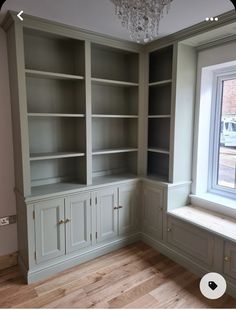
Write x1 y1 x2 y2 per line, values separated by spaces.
65 219 71 223
167 228 172 232
114 207 119 210
224 256 230 262
58 220 65 225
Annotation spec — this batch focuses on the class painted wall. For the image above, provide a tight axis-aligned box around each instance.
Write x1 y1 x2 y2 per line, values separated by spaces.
0 28 17 256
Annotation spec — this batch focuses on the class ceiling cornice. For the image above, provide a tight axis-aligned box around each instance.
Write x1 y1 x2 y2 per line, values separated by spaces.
1 9 236 53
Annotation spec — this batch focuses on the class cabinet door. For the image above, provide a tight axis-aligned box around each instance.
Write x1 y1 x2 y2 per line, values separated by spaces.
167 216 214 268
35 198 65 264
142 185 163 240
118 183 138 235
96 187 118 243
224 242 236 280
65 193 91 254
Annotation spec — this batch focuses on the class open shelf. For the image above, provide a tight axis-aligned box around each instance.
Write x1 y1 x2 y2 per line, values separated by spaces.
149 45 173 83
92 118 137 151
91 43 139 83
92 114 138 119
92 83 138 115
30 157 86 187
92 147 138 155
30 152 85 161
148 148 170 155
149 80 172 87
91 78 138 87
149 83 172 116
28 113 85 118
28 117 85 155
24 29 85 76
92 152 137 179
26 75 85 115
148 115 171 119
148 118 170 151
147 152 169 182
147 45 173 181
25 69 84 81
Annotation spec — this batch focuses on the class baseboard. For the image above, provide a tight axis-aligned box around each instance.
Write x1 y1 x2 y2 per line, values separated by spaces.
26 233 141 284
141 233 236 298
0 252 18 271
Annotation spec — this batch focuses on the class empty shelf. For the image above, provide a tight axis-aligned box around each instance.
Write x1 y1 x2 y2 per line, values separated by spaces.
148 115 171 119
92 148 138 155
92 114 138 118
92 77 138 87
148 148 170 155
30 152 85 161
149 79 172 87
25 69 84 81
28 113 85 118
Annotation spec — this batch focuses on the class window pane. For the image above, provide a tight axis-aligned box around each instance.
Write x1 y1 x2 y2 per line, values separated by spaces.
218 79 236 189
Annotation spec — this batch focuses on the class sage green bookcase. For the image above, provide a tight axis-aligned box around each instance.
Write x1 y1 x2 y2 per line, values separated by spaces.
6 20 141 198
91 43 139 181
3 10 201 284
24 29 87 191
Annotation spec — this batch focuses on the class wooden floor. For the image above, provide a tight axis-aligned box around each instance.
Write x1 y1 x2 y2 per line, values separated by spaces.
0 242 236 308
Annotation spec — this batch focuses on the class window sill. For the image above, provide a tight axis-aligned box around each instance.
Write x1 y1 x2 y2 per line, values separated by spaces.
190 193 236 219
168 205 236 243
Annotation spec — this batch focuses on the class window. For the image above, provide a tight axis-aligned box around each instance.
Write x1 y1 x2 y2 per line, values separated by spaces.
210 73 236 198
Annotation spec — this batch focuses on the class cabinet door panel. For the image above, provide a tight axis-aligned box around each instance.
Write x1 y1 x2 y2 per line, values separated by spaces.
118 184 138 235
65 193 91 254
224 242 236 280
142 185 163 240
167 217 214 267
96 187 118 242
35 198 65 264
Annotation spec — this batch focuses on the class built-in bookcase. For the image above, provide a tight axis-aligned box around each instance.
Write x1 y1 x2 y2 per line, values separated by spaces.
91 44 139 180
24 29 87 190
147 45 173 181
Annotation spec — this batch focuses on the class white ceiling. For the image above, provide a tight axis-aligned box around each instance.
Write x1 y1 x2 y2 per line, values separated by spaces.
0 0 234 41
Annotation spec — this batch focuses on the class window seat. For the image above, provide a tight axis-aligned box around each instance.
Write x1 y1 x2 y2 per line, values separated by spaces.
168 205 236 243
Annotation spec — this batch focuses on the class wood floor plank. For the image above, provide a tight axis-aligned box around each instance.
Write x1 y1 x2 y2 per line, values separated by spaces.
35 243 149 295
0 242 235 308
108 262 184 308
16 248 157 308
74 260 180 308
124 294 160 309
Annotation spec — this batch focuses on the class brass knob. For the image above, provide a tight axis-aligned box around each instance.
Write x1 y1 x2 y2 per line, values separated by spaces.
65 219 71 223
224 256 230 262
58 220 64 225
167 228 172 232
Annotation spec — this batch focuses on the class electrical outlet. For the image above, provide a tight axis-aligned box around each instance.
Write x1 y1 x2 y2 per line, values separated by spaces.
0 215 17 226
0 217 10 226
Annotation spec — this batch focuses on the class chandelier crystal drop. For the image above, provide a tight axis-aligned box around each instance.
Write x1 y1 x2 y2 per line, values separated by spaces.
111 0 173 43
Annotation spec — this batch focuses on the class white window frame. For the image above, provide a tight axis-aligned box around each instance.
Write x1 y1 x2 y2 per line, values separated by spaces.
208 70 236 199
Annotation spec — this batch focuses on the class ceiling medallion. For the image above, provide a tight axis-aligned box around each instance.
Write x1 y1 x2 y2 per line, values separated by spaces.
111 0 173 43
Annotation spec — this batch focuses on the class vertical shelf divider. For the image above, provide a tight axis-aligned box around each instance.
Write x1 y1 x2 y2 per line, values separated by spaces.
85 40 93 185
138 51 149 176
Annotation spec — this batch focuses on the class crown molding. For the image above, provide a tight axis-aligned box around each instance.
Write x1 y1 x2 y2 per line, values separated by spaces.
1 9 236 53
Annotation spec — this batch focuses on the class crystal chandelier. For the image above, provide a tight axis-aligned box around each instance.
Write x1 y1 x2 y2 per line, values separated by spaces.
111 0 173 43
